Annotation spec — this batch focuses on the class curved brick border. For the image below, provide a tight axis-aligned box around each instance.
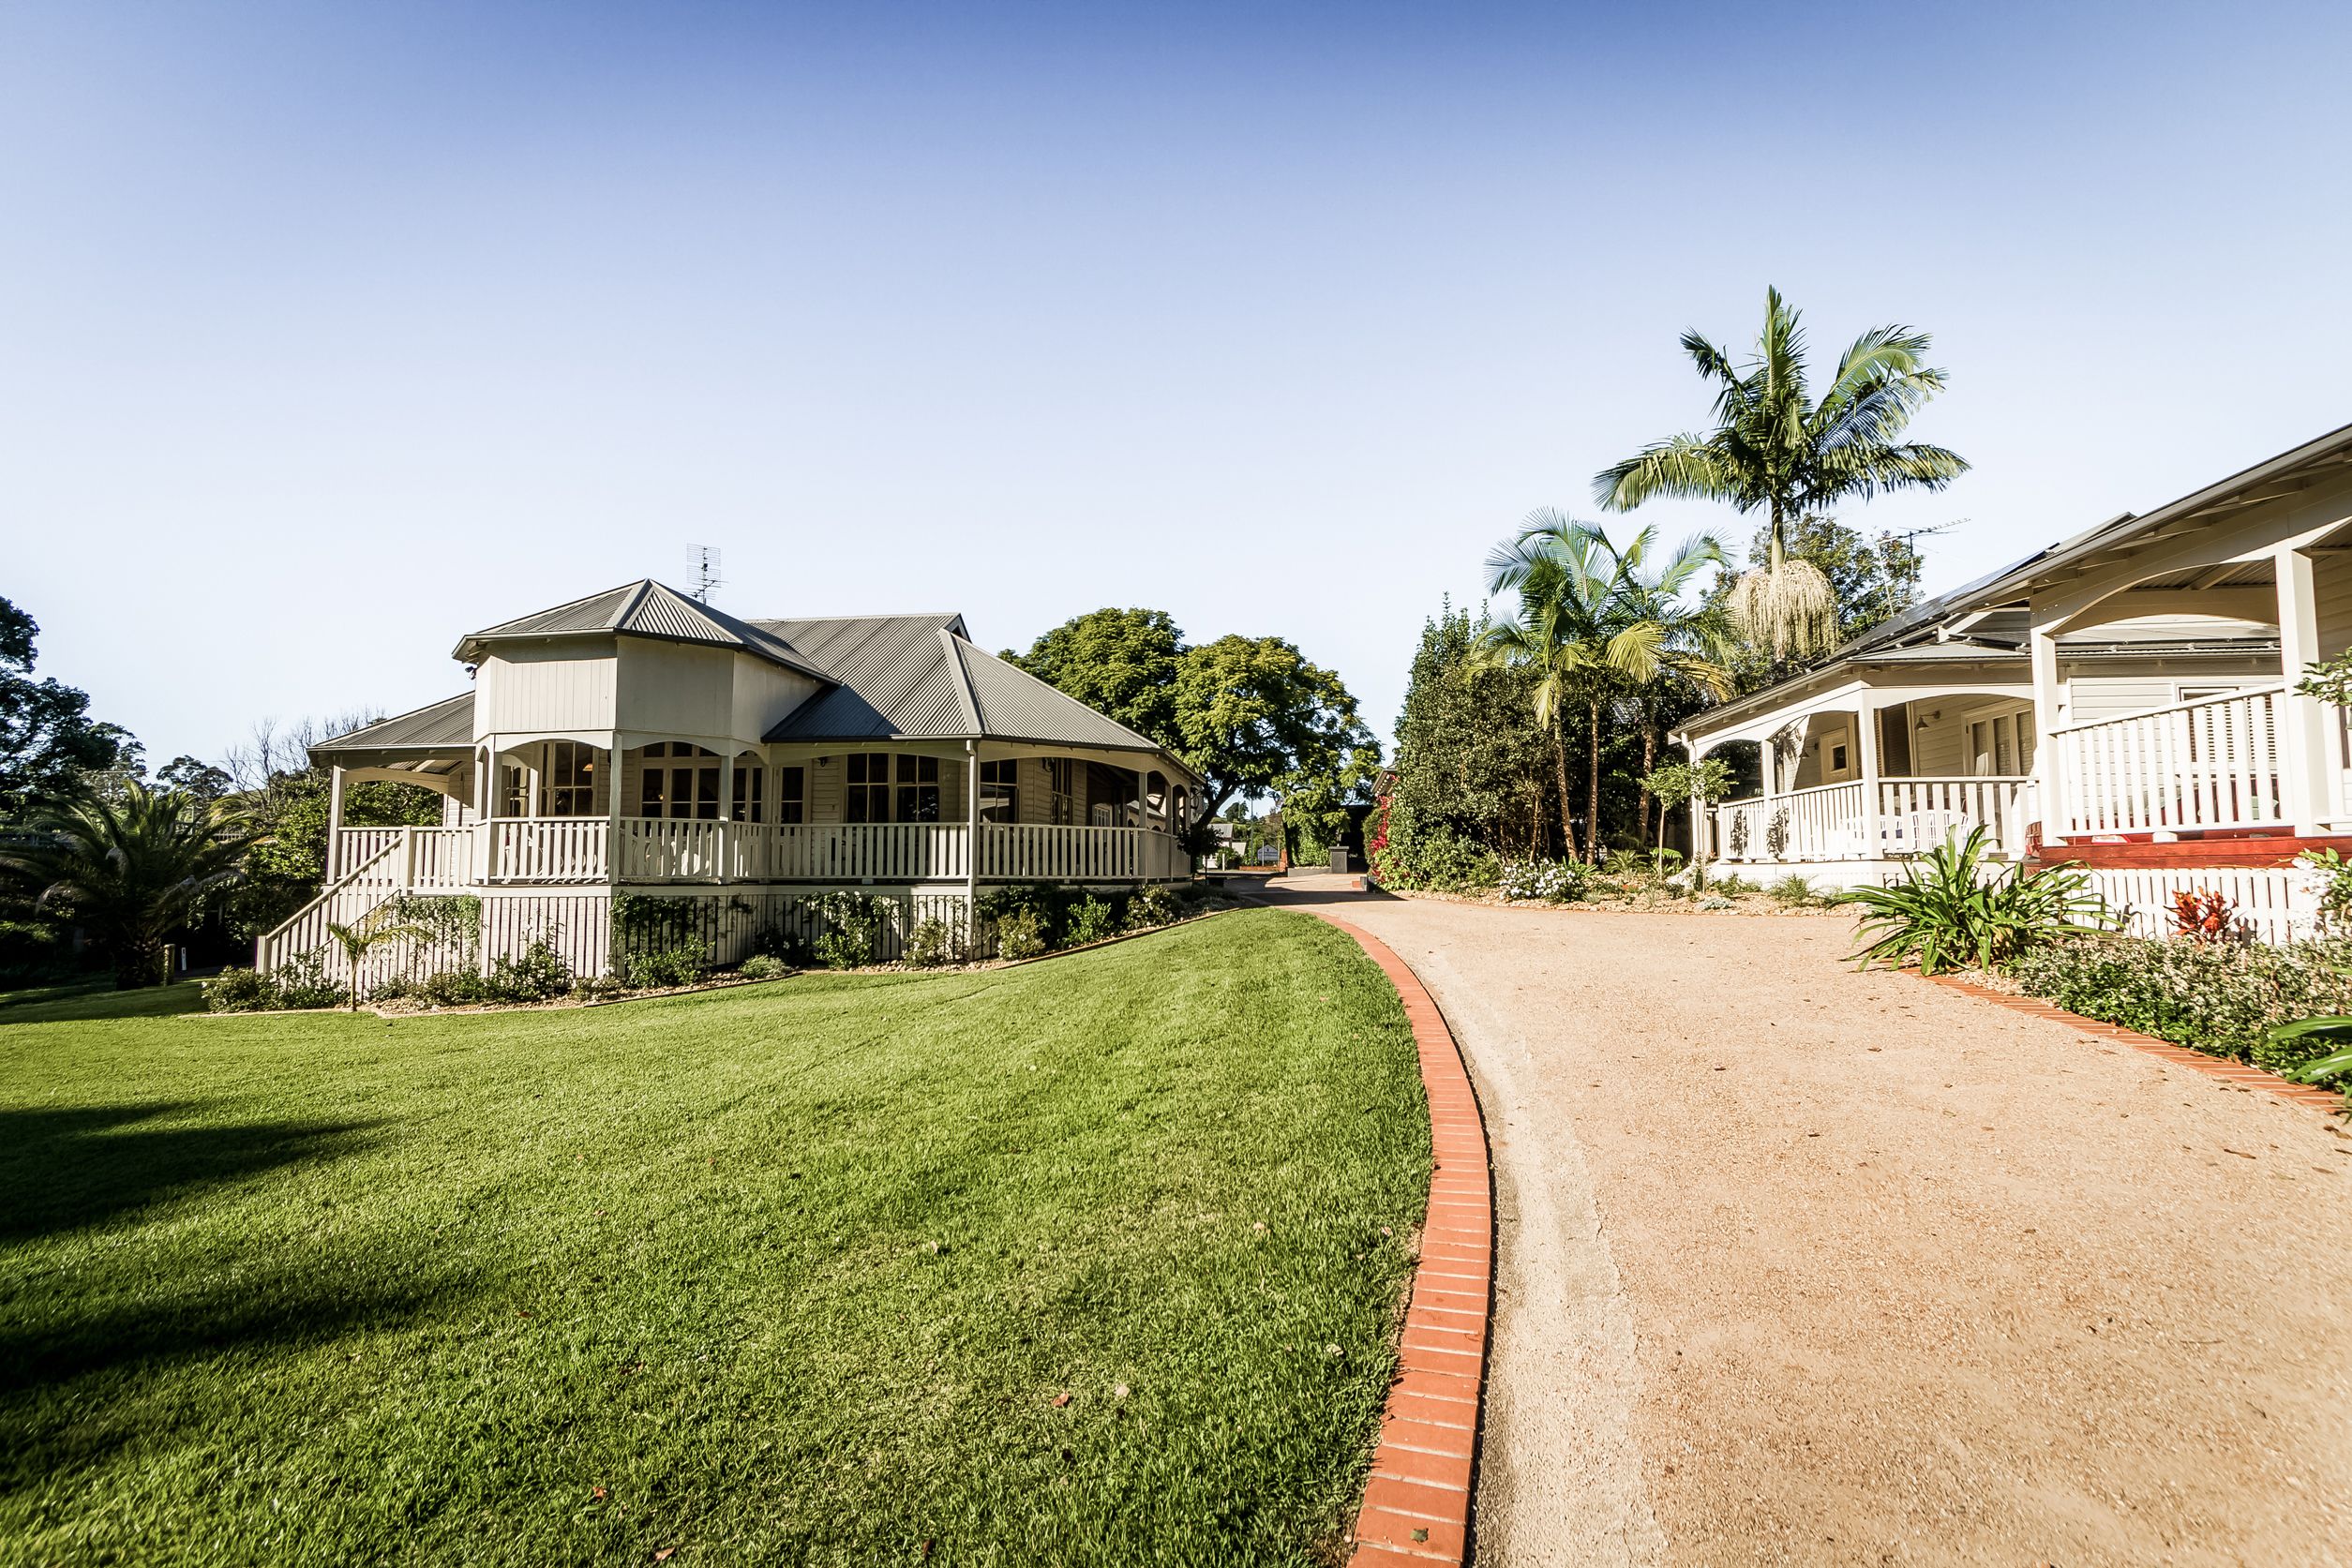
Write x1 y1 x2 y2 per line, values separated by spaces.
1924 973 2346 1115
1311 913 1491 1567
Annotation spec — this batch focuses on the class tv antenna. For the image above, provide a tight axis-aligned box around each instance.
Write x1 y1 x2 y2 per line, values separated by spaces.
690 545 724 603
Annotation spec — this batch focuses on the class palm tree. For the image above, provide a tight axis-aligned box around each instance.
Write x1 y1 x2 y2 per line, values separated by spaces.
0 782 260 988
1485 514 1734 861
1479 512 1617 863
323 909 430 1012
1586 524 1739 836
1594 287 1967 662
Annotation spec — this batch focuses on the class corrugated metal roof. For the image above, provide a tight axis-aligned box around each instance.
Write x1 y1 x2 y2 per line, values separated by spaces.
452 580 831 681
954 638 1174 754
755 614 1184 768
313 693 474 754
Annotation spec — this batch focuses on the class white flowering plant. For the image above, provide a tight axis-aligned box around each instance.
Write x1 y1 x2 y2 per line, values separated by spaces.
1497 858 1586 903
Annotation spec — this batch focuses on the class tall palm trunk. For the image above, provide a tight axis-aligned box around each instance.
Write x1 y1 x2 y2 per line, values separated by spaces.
1638 721 1658 848
1551 717 1574 861
1585 694 1604 864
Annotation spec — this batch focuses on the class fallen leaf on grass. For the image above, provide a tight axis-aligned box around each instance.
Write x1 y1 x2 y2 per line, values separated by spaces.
1051 1393 1071 1408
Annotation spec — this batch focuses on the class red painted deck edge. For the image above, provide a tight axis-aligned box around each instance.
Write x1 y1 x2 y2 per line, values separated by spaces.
1313 914 1491 1568
1922 973 2347 1114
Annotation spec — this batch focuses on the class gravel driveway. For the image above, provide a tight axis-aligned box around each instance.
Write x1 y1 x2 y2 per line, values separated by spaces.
1263 875 2352 1566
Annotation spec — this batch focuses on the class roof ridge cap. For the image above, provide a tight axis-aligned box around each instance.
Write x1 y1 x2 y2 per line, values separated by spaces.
939 627 983 735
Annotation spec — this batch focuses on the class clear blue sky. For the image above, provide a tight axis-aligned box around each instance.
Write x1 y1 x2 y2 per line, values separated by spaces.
7 1 2350 766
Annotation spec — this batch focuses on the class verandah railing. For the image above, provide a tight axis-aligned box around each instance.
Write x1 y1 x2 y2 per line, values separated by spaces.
1710 776 2035 863
337 819 1191 887
2046 683 2286 837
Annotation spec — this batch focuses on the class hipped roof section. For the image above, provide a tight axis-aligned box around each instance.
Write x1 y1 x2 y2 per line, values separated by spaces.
451 579 833 682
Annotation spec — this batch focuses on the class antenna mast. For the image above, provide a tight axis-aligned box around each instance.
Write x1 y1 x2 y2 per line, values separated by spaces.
691 545 725 604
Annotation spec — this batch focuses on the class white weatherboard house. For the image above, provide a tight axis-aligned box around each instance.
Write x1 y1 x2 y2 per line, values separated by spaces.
262 582 1202 978
1676 422 2352 942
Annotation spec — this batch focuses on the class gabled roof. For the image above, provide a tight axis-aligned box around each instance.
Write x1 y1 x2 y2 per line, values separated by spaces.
452 579 832 681
754 613 1182 763
317 692 475 752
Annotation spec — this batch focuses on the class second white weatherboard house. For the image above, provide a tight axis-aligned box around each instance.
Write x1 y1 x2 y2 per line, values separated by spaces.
263 581 1202 978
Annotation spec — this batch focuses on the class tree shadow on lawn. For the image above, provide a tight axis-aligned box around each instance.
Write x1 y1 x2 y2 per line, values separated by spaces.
0 1103 383 1245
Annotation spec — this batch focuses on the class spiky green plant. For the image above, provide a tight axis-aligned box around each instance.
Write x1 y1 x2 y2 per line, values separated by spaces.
0 782 261 988
2270 1018 2352 1091
1595 287 1968 662
1837 828 2113 975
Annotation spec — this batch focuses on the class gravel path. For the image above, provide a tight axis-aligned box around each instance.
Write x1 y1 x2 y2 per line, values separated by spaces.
1264 876 2352 1566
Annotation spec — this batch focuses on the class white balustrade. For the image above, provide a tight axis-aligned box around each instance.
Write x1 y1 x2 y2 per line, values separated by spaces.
1710 776 2036 862
2049 684 2285 836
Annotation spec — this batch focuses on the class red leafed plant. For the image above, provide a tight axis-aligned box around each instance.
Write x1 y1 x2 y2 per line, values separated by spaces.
2170 888 2240 942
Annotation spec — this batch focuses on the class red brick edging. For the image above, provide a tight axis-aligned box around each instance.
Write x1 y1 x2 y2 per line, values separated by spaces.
1924 974 2347 1114
1312 914 1491 1567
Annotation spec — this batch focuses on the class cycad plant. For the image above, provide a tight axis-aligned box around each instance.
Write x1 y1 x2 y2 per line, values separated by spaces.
0 782 261 988
1595 287 1967 662
1838 827 2113 975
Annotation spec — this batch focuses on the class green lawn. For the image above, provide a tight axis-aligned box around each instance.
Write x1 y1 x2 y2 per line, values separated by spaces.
0 910 1428 1567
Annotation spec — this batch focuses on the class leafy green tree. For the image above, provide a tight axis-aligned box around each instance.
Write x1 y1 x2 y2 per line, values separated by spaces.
157 755 235 800
222 715 442 940
1001 608 1183 745
1170 634 1375 836
1374 603 1559 883
1577 523 1737 833
0 782 261 988
1639 756 1734 850
0 596 127 822
1595 287 1966 662
1006 613 1378 839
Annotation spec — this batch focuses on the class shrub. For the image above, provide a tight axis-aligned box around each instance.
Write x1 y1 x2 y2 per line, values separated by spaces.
750 921 813 966
813 892 886 970
202 966 277 1012
270 951 348 1010
1838 829 2114 976
417 967 487 1007
1497 859 1585 903
2010 933 2352 1068
1376 829 1501 893
1711 873 1761 897
738 952 790 981
995 909 1049 961
1768 874 1826 907
2293 848 2352 936
1065 898 1117 946
1697 894 1736 911
1124 884 1181 930
977 884 1068 947
484 935 574 1003
367 975 412 1004
905 918 962 968
625 945 711 989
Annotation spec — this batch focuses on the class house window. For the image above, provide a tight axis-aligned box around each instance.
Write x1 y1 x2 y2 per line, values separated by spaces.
731 764 764 824
778 766 805 825
896 754 940 823
1045 758 1074 825
547 740 595 817
979 759 1020 824
846 753 891 822
499 762 528 818
640 742 721 820
1829 742 1849 774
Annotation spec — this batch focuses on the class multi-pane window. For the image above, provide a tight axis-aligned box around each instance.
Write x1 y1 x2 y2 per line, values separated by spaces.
846 753 891 823
640 742 721 820
1045 758 1075 825
499 763 528 818
778 766 805 825
731 763 764 824
547 740 595 817
978 759 1020 824
896 754 941 823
